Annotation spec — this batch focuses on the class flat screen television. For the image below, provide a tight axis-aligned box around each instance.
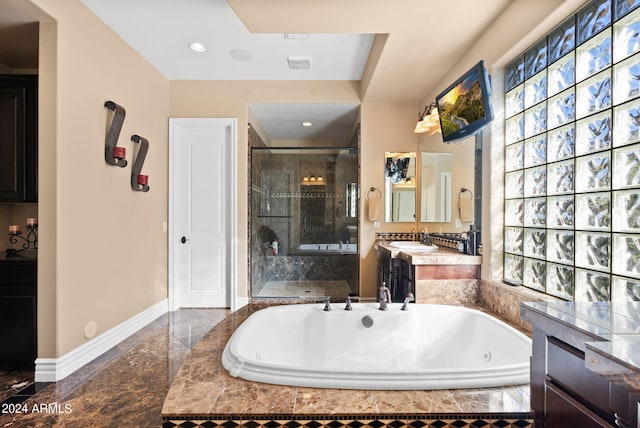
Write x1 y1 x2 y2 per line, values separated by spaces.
435 60 494 143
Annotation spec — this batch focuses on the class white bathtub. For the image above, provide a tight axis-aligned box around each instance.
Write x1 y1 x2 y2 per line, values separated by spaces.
298 243 357 253
221 303 532 390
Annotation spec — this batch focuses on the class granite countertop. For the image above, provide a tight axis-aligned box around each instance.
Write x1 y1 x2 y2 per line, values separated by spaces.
522 301 640 391
376 241 482 266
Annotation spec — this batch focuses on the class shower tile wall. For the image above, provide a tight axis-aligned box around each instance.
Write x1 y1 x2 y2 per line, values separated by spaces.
250 147 359 298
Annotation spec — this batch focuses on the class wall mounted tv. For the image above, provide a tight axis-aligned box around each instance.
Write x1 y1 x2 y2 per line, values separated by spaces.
436 60 494 144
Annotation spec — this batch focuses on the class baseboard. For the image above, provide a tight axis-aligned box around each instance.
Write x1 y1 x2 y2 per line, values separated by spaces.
34 299 169 382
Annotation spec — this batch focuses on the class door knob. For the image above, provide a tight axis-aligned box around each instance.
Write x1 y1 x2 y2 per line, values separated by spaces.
180 236 189 244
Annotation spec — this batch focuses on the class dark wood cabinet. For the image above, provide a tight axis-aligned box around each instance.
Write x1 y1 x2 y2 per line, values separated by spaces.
0 256 37 368
522 302 640 428
376 246 401 301
0 75 38 203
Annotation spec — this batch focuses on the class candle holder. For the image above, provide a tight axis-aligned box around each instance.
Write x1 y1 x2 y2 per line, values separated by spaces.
6 225 38 257
104 100 128 168
130 134 150 192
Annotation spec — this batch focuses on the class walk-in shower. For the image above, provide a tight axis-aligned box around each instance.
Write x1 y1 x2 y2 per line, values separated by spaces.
250 147 359 299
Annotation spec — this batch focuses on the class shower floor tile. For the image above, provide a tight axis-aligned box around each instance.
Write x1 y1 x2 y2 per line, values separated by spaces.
255 280 351 300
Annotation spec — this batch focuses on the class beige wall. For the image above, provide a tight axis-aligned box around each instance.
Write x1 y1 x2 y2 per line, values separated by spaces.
170 80 361 298
359 103 419 298
30 0 170 357
21 0 593 361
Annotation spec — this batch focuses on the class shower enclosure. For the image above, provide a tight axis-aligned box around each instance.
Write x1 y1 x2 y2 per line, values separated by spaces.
250 147 359 300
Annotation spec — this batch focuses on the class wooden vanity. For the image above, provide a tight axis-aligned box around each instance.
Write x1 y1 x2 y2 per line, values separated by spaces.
375 241 481 303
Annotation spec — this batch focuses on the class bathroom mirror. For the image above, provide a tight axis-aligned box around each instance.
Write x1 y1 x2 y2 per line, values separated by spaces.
384 152 416 222
420 152 453 222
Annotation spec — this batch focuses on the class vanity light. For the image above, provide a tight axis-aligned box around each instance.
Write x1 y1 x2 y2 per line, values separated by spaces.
317 175 324 182
189 42 207 53
414 102 441 134
303 175 309 182
310 175 317 182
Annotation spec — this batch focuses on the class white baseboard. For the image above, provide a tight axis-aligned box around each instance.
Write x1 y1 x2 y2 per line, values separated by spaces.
35 299 169 382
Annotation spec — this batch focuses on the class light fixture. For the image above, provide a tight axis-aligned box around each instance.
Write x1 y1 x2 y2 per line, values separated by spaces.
189 42 207 53
310 175 316 182
230 49 252 61
414 102 441 135
301 121 312 127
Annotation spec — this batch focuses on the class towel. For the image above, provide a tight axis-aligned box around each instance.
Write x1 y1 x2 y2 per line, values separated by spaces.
368 193 381 222
459 197 473 222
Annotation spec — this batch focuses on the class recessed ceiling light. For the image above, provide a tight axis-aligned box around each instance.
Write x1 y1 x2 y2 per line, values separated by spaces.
302 121 313 127
230 49 253 61
189 42 207 53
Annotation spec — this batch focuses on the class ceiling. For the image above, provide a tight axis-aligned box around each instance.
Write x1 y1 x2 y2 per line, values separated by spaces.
0 0 516 144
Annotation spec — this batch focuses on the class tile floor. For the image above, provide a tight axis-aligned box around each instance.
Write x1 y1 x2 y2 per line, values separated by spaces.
0 305 532 427
0 309 229 427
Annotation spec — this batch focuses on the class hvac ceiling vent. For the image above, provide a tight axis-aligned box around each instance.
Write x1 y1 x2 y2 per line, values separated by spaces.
287 56 312 69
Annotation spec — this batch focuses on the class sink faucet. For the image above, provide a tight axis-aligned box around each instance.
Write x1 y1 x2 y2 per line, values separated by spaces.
323 296 332 311
401 292 414 311
344 295 353 311
378 282 390 311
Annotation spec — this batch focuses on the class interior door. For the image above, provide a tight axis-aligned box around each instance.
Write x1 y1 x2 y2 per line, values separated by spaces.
169 118 235 308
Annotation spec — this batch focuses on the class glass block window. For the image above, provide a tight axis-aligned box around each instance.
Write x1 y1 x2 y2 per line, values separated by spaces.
504 0 640 302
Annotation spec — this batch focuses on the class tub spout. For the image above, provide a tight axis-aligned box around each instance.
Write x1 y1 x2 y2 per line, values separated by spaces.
378 282 390 311
323 296 332 311
344 296 353 311
401 292 414 311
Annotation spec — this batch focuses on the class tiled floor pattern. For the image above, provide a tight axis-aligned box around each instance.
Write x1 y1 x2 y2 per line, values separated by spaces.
1 305 533 427
0 309 229 427
254 280 351 300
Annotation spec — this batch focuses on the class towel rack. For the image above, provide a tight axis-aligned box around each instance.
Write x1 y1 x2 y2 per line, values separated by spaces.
367 187 381 199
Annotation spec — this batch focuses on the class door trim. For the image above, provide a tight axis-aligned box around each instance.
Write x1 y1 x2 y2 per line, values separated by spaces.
168 118 238 311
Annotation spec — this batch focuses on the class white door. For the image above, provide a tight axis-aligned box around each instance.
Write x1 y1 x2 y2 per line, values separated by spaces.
169 118 236 309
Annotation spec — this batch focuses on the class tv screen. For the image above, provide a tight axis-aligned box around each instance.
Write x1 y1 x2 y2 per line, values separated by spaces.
436 60 494 143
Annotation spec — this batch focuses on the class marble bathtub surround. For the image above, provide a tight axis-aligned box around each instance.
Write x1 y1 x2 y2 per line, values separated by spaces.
162 304 533 427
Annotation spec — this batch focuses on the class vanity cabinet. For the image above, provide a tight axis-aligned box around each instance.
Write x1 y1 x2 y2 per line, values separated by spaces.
376 246 401 302
0 75 38 203
522 302 640 428
0 254 37 367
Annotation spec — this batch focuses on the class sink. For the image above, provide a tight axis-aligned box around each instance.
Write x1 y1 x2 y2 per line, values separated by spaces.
388 241 439 251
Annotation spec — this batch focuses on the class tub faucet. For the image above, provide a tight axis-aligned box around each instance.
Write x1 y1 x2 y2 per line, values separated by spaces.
378 282 390 311
401 292 414 311
344 296 353 311
323 296 332 311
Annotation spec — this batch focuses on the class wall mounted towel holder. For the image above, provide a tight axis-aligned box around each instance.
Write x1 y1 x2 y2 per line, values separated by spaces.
130 134 150 192
104 100 127 167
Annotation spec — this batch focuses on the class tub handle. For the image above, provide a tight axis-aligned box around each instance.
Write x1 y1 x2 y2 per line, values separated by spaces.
323 296 332 311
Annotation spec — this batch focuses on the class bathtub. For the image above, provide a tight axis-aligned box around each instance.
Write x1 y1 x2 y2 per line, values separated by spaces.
298 243 357 253
221 303 531 390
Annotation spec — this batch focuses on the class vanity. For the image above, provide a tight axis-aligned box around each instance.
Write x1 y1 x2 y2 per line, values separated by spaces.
521 301 640 428
375 240 481 303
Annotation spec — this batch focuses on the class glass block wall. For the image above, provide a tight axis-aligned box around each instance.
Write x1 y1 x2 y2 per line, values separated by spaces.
503 0 640 301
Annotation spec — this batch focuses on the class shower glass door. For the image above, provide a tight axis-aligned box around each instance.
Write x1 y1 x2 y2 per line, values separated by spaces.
250 148 359 300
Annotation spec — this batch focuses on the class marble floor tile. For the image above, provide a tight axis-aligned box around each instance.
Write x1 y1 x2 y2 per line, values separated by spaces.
0 308 229 428
0 305 532 427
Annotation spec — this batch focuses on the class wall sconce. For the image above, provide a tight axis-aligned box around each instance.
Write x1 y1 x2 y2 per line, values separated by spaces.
414 102 441 135
104 100 128 167
301 174 325 185
131 134 150 192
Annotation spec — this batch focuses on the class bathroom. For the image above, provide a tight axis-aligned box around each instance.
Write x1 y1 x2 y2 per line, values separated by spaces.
2 0 640 427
